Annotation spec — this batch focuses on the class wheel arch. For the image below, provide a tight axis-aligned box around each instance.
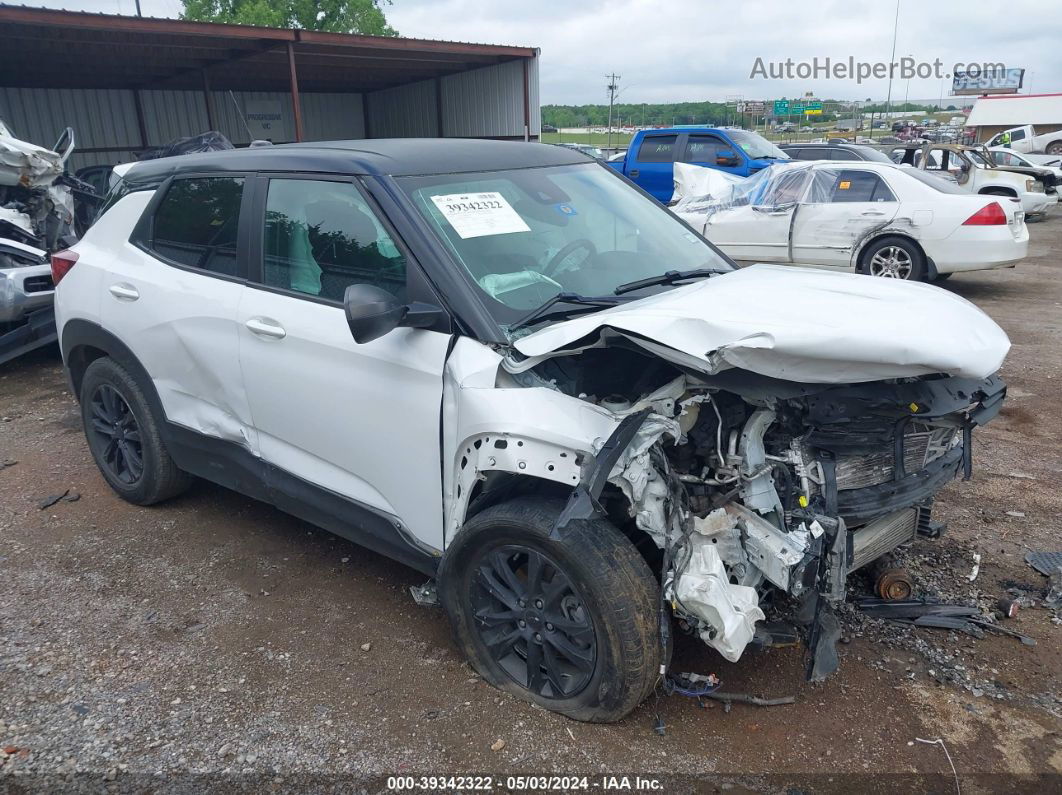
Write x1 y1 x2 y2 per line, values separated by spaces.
855 232 928 274
62 320 166 423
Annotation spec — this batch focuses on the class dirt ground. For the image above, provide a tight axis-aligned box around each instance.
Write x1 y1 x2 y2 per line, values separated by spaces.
1 216 1061 793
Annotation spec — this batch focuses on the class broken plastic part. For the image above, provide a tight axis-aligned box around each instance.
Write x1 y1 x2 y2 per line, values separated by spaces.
672 534 765 662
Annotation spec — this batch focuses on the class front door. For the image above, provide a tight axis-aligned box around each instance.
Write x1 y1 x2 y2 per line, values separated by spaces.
236 175 452 550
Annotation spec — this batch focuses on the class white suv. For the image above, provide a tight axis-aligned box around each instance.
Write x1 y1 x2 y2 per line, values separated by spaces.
54 140 1009 722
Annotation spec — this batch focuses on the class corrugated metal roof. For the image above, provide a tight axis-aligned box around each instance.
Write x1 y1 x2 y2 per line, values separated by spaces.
0 4 537 93
967 93 1062 128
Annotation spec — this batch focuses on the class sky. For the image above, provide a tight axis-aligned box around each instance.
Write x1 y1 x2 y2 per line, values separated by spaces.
29 0 1062 106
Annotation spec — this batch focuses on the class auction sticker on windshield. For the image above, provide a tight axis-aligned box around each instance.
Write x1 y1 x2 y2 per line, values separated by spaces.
430 192 531 239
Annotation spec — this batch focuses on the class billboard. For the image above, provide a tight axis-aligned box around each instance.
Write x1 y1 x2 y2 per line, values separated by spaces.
952 67 1024 96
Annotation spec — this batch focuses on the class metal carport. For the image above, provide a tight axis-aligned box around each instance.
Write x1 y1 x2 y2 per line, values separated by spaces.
0 5 541 169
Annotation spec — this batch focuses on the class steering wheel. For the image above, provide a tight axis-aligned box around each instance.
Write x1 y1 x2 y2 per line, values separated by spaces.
543 238 597 277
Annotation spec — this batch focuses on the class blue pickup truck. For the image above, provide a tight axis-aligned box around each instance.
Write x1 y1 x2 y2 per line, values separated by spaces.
607 127 789 202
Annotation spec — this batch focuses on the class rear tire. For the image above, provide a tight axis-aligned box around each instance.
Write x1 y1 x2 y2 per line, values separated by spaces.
859 235 926 281
1046 141 1062 155
80 357 194 505
439 496 662 723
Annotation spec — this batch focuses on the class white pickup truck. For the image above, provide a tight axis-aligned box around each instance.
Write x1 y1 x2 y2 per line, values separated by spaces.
986 125 1062 155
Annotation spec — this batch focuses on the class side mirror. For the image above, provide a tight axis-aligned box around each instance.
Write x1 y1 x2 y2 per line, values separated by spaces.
343 284 406 343
716 151 741 167
343 283 445 344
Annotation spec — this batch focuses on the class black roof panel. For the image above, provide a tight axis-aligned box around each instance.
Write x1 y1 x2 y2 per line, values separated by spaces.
121 138 588 186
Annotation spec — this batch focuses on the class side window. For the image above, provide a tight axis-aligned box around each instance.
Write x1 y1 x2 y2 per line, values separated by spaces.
829 170 896 203
829 149 861 161
637 135 678 163
151 177 243 276
262 179 406 303
681 134 727 163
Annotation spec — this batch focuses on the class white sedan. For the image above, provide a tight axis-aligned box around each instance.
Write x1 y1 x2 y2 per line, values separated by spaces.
672 161 1029 281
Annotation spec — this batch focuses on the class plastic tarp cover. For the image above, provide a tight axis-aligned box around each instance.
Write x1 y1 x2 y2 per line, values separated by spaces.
0 129 64 189
138 131 234 161
671 161 814 232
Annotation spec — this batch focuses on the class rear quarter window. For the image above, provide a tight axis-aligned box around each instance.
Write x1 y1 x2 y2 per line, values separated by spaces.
148 177 244 276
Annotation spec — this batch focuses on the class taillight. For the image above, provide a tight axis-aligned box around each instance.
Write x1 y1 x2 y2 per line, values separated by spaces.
50 249 79 285
963 202 1008 226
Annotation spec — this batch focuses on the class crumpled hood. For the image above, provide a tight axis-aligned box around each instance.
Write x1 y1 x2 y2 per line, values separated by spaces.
513 264 1010 384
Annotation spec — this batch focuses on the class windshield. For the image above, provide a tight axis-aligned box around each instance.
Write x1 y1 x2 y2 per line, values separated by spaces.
727 130 789 160
397 163 733 328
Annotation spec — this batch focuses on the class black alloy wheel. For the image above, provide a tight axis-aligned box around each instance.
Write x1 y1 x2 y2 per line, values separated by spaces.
88 383 144 484
470 545 597 699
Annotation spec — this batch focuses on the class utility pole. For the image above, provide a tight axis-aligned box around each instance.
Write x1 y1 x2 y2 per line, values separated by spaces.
605 73 620 151
134 0 142 16
884 0 900 125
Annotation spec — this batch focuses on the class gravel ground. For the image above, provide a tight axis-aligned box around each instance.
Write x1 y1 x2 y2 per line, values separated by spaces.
2 216 1061 793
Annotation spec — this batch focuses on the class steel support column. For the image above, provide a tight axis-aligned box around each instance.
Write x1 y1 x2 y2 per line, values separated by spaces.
286 41 304 142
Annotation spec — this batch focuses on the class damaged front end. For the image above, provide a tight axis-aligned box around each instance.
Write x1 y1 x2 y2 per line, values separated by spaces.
526 347 1005 681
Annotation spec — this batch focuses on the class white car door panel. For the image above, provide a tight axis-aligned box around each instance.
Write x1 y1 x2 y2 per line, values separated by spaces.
101 178 256 448
791 168 900 268
237 291 451 545
706 205 792 262
237 176 451 550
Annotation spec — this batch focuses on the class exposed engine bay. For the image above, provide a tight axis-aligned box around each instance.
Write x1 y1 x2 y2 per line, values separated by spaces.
509 343 1006 679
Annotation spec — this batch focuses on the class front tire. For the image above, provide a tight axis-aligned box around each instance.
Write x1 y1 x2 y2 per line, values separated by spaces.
80 357 194 505
860 235 926 281
439 497 662 723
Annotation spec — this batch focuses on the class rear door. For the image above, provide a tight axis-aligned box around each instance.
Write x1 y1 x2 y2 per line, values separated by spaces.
236 174 453 551
629 133 679 202
102 174 256 447
790 167 900 268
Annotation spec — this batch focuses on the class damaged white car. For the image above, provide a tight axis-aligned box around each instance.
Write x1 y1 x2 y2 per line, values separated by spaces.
672 160 1029 281
55 140 1008 722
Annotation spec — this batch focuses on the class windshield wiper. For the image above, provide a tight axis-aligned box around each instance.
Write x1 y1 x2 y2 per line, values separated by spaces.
509 292 624 332
613 267 723 295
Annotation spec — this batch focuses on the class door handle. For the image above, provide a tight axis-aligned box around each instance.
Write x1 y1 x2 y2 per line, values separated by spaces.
244 317 286 340
861 211 887 217
108 283 139 301
629 169 640 178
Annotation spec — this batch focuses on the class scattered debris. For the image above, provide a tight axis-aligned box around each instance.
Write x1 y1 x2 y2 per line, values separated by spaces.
966 553 981 583
0 458 17 471
664 671 720 698
490 739 505 752
63 490 80 503
873 565 914 601
703 692 796 708
409 580 440 607
1025 551 1062 577
996 598 1020 619
37 489 69 509
360 642 371 652
1005 511 1026 519
1046 568 1062 610
914 737 961 795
